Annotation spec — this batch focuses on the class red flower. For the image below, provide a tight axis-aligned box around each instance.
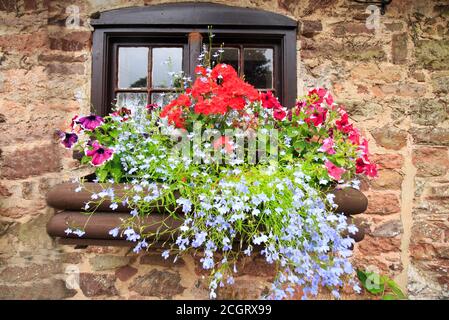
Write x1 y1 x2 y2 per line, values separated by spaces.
356 156 378 177
194 65 207 76
260 91 282 109
211 63 238 82
304 107 327 127
308 88 334 106
273 108 287 121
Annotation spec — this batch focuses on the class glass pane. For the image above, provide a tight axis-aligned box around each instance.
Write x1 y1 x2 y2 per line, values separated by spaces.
152 48 183 89
116 92 148 109
243 48 273 89
118 47 149 89
151 92 179 108
211 47 239 72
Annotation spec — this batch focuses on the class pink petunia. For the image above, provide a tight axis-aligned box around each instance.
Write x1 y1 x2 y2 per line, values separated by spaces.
77 115 104 130
85 141 114 166
56 130 78 149
318 137 336 154
325 160 346 181
273 107 287 121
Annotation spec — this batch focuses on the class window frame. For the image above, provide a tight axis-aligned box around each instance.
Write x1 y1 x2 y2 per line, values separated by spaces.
91 3 297 116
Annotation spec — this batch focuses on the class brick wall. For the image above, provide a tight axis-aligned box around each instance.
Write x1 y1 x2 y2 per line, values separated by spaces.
0 0 448 299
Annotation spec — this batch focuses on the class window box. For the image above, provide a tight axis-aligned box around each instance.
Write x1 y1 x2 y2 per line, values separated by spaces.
46 181 367 247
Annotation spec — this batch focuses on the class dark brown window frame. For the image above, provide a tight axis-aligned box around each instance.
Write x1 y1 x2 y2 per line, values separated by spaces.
91 2 297 116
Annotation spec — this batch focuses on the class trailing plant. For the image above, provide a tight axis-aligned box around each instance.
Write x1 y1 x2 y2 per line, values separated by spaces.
56 37 377 300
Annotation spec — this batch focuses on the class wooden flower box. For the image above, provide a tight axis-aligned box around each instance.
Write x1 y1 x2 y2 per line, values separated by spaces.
46 181 368 247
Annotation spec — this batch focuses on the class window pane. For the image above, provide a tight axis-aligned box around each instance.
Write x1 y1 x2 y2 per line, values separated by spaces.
151 92 179 108
211 47 239 72
116 92 148 108
118 47 149 89
243 48 273 89
152 48 183 89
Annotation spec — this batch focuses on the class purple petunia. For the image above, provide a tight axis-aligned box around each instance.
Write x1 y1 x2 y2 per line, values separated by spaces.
85 141 114 166
56 130 78 149
77 115 104 130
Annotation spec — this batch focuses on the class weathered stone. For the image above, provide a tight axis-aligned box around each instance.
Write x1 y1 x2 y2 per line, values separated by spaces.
410 98 448 125
370 169 403 190
18 212 55 249
427 185 449 200
370 153 404 169
0 262 62 283
415 40 449 71
377 83 427 98
0 183 12 197
412 71 426 82
371 127 408 150
24 0 38 11
0 279 77 299
79 273 118 297
385 22 403 32
333 23 374 36
392 33 408 64
410 243 437 261
49 32 91 52
411 127 449 146
115 265 138 282
0 221 13 236
129 269 185 298
216 278 270 300
300 20 322 38
350 63 402 83
0 0 18 12
408 265 448 299
412 147 449 177
411 218 447 243
89 255 131 271
341 100 384 120
371 220 403 238
47 63 85 75
38 53 88 63
365 192 401 215
357 236 401 256
0 143 61 180
238 255 277 278
140 252 185 267
431 72 449 94
62 252 83 264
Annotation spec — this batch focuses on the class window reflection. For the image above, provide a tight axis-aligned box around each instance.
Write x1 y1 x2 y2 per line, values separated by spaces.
243 48 273 89
151 92 179 108
118 47 149 89
116 92 148 108
211 47 239 72
152 48 183 88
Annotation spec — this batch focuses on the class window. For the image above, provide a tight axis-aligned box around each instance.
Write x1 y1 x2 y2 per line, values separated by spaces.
91 3 297 115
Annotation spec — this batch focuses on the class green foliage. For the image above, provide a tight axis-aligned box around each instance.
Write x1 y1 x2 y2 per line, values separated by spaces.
356 270 407 300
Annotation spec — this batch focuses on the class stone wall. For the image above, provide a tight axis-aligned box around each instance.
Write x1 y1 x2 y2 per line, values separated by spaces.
0 0 448 299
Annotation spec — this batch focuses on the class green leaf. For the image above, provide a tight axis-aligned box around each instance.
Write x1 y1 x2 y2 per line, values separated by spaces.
386 279 406 299
382 294 396 300
356 270 368 285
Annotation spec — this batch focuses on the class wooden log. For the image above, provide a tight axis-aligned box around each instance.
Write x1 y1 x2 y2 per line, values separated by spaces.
47 182 368 216
46 182 177 213
46 211 182 241
331 187 368 216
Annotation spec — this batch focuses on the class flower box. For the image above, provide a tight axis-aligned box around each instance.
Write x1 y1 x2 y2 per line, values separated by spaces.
46 181 367 246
